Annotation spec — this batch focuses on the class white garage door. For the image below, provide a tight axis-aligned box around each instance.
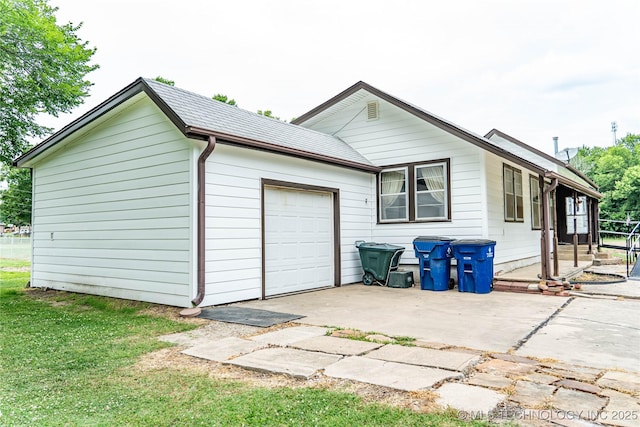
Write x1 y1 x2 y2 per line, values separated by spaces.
264 186 334 297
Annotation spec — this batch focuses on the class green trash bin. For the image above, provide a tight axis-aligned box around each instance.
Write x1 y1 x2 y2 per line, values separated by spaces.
355 241 405 286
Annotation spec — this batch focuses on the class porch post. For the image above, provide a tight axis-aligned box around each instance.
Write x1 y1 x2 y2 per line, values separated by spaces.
539 176 548 281
573 190 579 268
587 197 595 254
542 178 558 279
552 188 559 276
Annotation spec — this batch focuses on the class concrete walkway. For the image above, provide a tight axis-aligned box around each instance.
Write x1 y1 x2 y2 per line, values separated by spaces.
163 281 640 425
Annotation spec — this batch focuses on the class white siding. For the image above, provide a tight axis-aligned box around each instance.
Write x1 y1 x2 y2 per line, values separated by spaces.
202 144 373 306
30 97 195 306
485 152 543 266
305 97 488 264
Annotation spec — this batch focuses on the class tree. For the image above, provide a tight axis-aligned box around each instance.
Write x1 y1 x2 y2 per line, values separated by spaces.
612 165 640 218
592 146 633 193
617 133 640 156
257 109 281 121
571 133 640 223
153 76 175 86
0 0 98 165
0 167 32 225
212 94 237 106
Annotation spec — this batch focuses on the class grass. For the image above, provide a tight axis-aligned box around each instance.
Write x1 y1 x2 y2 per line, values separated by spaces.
326 327 417 346
0 259 488 426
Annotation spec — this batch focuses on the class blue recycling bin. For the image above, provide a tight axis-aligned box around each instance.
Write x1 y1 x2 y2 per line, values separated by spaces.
450 239 496 294
413 236 454 291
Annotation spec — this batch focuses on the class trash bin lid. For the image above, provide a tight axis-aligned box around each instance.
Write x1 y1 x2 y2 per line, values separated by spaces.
413 236 455 242
358 242 405 251
450 239 496 246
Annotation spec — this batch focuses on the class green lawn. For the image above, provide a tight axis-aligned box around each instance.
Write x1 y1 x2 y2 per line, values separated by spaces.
0 259 488 426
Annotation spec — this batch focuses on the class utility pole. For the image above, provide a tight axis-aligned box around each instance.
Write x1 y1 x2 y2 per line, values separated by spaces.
611 121 618 145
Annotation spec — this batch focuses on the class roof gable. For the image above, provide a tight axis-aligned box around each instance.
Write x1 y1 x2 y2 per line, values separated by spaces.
294 81 601 198
293 81 547 175
15 78 377 172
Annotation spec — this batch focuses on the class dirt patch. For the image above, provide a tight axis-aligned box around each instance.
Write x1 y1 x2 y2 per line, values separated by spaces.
139 305 209 326
570 272 626 283
1 266 30 272
134 345 439 413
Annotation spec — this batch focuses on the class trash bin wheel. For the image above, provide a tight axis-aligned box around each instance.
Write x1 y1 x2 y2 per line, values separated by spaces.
362 273 375 286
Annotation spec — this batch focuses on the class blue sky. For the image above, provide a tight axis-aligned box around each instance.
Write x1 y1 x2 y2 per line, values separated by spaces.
45 0 640 155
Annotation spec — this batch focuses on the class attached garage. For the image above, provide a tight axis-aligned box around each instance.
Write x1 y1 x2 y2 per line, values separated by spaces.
13 77 379 308
262 181 340 298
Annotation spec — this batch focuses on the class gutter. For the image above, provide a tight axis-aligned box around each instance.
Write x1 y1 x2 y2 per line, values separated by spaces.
545 171 602 199
191 135 216 306
184 126 380 173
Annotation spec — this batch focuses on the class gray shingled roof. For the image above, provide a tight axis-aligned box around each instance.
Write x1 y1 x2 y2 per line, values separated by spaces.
143 78 373 167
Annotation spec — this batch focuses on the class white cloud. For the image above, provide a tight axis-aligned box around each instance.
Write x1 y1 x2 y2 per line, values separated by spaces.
41 0 640 154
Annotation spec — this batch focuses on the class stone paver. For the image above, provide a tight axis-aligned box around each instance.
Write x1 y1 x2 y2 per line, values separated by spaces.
476 358 537 377
365 344 480 372
181 337 264 362
519 372 561 385
323 356 460 391
556 379 602 395
290 335 383 355
435 383 504 414
516 411 602 427
467 372 513 389
552 388 607 420
599 389 640 427
597 370 640 394
491 353 538 365
538 364 602 383
413 340 451 350
227 347 342 379
509 381 555 407
249 326 328 346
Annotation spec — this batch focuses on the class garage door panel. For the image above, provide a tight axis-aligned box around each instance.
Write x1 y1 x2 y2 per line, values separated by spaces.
264 187 334 297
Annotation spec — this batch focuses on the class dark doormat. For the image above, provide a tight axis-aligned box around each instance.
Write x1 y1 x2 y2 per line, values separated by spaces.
197 306 305 327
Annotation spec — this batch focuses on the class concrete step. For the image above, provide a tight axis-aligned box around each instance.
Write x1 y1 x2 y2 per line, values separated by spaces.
553 245 595 261
592 258 623 266
555 245 592 254
553 253 595 261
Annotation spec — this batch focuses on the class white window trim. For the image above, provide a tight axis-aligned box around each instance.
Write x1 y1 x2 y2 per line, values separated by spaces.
379 167 408 222
530 175 541 229
504 164 524 222
415 162 448 221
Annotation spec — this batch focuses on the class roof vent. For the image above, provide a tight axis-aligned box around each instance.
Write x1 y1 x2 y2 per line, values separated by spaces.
367 101 379 120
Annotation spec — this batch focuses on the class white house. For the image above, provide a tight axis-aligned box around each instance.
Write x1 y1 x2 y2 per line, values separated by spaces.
14 79 601 307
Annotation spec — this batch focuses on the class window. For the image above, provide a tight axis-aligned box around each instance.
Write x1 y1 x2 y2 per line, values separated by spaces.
529 176 556 230
380 168 408 221
379 160 450 223
503 164 523 222
530 175 541 229
416 163 447 220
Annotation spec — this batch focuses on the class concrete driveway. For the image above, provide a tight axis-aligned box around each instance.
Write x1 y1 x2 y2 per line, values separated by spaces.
235 284 640 373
